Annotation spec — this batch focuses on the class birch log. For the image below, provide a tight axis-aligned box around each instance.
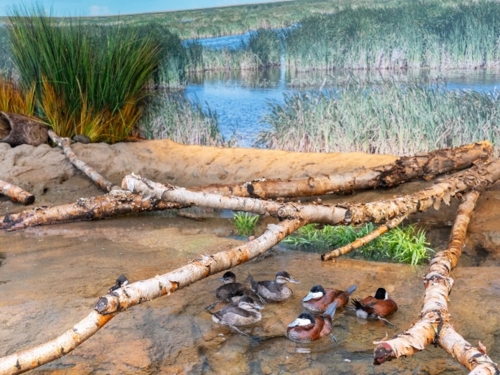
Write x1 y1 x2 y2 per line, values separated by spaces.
0 180 35 205
123 158 500 228
0 219 303 375
0 190 183 231
193 141 491 198
373 191 499 374
321 212 410 261
4 157 500 231
48 130 120 192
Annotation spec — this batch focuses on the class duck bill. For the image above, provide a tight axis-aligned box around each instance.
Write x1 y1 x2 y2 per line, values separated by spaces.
287 278 300 284
287 318 301 328
253 302 264 310
302 291 321 302
287 317 309 328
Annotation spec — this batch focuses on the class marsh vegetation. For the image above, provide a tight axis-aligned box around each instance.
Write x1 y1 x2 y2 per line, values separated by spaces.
1 1 500 151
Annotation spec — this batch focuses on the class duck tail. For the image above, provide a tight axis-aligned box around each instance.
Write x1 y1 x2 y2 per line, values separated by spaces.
345 284 357 296
324 300 338 319
351 298 362 310
247 273 258 293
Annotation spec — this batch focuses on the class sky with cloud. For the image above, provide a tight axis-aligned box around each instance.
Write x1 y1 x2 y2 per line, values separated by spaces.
0 0 285 17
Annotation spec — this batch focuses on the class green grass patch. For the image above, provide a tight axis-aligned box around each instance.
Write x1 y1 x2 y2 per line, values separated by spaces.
256 78 500 155
284 1 500 71
283 223 433 265
137 92 230 146
232 212 260 236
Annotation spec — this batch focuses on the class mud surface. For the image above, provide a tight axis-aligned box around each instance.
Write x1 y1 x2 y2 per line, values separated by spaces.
1 140 500 374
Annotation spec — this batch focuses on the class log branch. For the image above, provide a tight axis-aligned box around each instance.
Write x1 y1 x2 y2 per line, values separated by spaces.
193 141 492 198
0 219 304 375
0 180 35 205
0 190 184 231
48 130 120 192
321 212 410 261
373 191 500 374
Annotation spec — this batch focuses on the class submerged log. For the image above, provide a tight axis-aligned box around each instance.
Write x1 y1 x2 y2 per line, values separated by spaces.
373 191 499 374
0 180 35 205
0 219 302 375
193 141 491 198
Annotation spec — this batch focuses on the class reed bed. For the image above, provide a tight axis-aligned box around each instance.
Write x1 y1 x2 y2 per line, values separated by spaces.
284 1 500 72
256 79 500 156
185 28 282 72
137 92 229 147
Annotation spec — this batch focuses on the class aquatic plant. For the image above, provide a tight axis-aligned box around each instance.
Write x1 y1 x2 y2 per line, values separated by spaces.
7 6 162 142
284 1 500 71
283 223 432 265
137 92 229 146
256 78 500 156
232 212 260 236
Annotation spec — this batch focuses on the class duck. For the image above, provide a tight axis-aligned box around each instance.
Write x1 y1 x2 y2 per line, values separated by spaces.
301 284 357 313
107 274 129 294
248 271 299 302
286 301 338 343
205 271 247 310
210 295 264 335
351 287 398 325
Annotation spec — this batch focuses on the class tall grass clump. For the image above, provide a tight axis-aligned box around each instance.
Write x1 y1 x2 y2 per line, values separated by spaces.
232 212 260 236
245 28 282 67
0 76 36 115
283 223 432 265
137 92 229 146
185 29 282 72
284 1 500 71
256 78 500 156
7 7 162 142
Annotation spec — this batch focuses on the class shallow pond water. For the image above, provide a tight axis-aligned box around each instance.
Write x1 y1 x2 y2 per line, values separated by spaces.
1 211 499 374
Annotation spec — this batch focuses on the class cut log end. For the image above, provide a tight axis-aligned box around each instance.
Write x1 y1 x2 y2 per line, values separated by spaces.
374 342 396 365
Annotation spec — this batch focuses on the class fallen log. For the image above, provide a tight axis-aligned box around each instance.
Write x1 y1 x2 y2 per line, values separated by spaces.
0 219 303 375
123 158 500 228
0 190 184 231
373 191 499 374
48 130 120 192
321 212 410 261
193 141 492 198
0 179 35 205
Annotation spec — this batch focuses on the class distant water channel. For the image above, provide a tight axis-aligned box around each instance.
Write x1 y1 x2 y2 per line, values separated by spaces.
183 34 500 148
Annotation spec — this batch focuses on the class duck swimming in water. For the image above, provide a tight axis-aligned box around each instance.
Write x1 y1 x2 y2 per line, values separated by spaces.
205 271 247 310
352 287 398 325
210 295 264 335
301 284 357 313
287 301 338 343
248 271 299 302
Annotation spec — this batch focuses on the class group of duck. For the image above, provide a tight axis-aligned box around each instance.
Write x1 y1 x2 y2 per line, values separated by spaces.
205 270 398 343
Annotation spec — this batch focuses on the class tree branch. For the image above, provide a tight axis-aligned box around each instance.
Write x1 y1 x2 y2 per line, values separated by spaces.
48 130 120 192
373 191 499 374
192 141 492 198
0 179 34 205
321 211 410 261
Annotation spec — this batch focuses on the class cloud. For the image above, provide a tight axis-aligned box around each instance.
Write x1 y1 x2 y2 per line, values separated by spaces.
89 5 111 16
